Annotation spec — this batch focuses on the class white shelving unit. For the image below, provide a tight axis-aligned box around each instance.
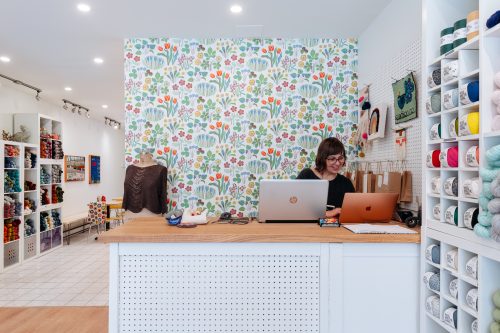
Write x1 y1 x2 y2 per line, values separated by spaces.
0 113 64 271
422 1 500 332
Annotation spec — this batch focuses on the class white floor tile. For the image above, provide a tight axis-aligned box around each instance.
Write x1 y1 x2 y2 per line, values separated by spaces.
0 232 110 307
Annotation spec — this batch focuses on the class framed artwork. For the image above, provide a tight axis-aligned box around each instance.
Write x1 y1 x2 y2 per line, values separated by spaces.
89 155 101 184
368 104 388 141
392 73 417 124
64 155 85 182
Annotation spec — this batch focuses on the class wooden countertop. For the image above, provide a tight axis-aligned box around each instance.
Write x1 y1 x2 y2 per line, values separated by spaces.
100 217 421 244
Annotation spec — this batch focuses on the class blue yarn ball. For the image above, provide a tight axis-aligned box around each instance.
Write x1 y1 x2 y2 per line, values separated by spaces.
474 224 491 238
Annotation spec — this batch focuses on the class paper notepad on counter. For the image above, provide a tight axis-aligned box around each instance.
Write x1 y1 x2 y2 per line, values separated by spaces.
343 224 417 234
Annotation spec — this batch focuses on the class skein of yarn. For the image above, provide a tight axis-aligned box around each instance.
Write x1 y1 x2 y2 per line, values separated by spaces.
474 223 491 238
488 198 500 213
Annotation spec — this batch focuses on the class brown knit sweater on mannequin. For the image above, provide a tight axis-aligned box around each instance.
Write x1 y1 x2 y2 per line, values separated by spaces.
122 164 168 214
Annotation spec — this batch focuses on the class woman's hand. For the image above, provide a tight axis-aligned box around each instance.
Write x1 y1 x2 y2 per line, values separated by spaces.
325 208 341 217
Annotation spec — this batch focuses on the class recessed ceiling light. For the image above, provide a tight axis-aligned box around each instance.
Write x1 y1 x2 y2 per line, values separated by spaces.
64 87 72 91
77 3 91 12
94 57 104 64
0 56 11 63
230 4 242 13
102 104 108 109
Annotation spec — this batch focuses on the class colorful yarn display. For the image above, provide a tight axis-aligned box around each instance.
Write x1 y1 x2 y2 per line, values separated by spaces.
25 218 35 237
40 139 52 159
481 168 500 182
449 117 459 138
52 165 63 184
478 211 493 227
4 170 21 193
440 27 454 55
24 150 37 168
4 218 21 243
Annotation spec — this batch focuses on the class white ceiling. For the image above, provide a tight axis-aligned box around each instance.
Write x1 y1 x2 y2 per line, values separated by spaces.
0 0 392 123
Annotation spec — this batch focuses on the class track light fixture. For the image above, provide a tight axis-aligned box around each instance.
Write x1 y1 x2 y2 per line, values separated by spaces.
62 99 90 118
0 73 42 101
104 117 121 130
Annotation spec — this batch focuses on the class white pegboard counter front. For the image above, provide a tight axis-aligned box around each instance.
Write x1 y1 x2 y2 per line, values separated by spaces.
102 217 420 333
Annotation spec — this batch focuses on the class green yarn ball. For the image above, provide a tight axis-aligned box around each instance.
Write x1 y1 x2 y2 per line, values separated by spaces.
494 290 500 308
480 194 491 210
479 211 493 227
480 168 500 182
474 224 491 238
486 145 500 164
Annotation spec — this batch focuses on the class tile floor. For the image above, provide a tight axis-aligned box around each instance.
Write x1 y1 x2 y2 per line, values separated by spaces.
0 232 109 307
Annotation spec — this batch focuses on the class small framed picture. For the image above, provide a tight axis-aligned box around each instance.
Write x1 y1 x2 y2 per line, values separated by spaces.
89 155 101 184
64 155 85 182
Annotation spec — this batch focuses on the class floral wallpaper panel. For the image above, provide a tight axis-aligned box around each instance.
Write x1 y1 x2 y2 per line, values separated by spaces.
124 38 358 217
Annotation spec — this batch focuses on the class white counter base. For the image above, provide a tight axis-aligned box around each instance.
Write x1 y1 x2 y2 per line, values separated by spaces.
109 242 419 333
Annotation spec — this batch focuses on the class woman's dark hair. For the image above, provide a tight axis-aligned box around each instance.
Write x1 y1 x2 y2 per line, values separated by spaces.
315 137 346 173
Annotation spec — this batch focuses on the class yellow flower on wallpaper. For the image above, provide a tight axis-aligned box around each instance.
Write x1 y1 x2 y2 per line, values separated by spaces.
194 162 200 168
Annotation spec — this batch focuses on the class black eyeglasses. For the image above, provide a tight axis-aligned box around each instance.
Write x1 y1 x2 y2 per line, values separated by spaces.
326 155 345 164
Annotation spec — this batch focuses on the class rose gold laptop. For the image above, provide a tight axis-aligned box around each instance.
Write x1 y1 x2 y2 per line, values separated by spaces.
339 193 398 223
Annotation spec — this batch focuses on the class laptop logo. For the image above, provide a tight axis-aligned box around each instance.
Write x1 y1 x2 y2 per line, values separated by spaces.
365 206 371 211
289 196 298 204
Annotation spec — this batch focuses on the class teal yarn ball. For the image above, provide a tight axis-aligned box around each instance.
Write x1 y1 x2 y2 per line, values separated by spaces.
492 160 500 168
484 181 494 200
480 194 491 210
486 145 500 164
494 290 500 308
478 211 493 226
474 224 491 238
480 168 500 182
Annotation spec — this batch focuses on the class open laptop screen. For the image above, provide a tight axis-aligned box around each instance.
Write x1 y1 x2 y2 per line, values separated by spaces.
258 179 328 222
339 193 398 223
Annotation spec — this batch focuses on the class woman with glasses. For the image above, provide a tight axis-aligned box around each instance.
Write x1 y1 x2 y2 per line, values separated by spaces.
296 137 354 217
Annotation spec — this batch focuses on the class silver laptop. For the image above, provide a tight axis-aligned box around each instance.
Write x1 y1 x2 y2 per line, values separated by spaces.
258 179 328 222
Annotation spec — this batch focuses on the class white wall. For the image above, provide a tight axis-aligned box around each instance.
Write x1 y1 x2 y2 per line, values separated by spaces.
0 81 125 216
358 0 422 79
358 0 423 212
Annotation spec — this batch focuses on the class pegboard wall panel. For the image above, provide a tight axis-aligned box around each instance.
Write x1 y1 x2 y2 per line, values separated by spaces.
119 255 320 333
363 39 422 212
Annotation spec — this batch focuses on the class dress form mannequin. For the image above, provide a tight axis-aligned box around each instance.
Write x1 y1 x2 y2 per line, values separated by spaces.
123 151 168 221
135 152 157 168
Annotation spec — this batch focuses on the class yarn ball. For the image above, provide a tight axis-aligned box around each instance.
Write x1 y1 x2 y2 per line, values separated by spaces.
463 177 481 198
480 168 499 182
429 273 440 292
493 115 500 131
362 132 368 140
492 177 500 198
488 198 500 214
494 290 500 308
468 81 480 102
494 308 500 322
425 244 440 264
466 112 480 134
471 319 478 333
486 145 500 164
474 223 491 238
493 215 500 234
493 90 500 106
446 146 459 168
487 10 500 29
479 194 490 210
478 211 493 226
490 322 500 333
464 207 479 229
484 181 494 199
497 104 500 114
